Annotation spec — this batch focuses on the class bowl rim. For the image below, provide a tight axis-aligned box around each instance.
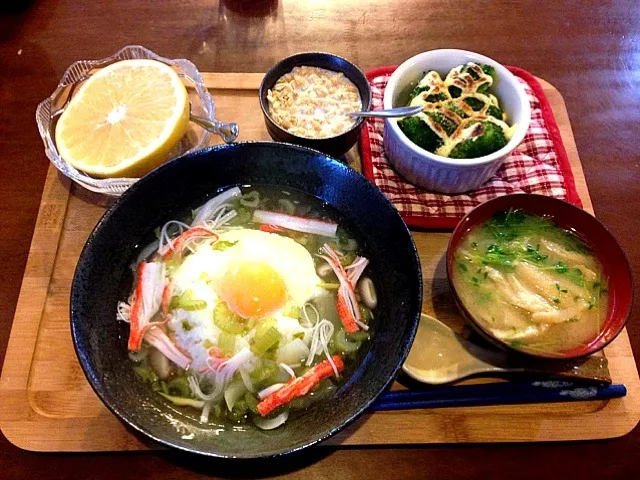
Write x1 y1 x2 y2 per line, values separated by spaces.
70 141 422 458
258 51 373 142
445 193 633 360
35 44 217 197
383 48 531 167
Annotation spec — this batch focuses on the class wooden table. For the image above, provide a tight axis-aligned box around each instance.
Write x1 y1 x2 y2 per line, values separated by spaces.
1 0 638 478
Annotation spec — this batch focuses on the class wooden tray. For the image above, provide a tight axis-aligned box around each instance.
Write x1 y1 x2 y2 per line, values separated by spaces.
1 73 638 452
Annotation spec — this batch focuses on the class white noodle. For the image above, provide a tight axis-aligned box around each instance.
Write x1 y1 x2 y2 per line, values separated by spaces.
117 301 131 323
305 319 338 376
191 187 242 226
188 375 224 402
200 401 212 424
301 302 320 328
279 363 296 379
158 220 190 254
258 383 286 400
213 210 237 229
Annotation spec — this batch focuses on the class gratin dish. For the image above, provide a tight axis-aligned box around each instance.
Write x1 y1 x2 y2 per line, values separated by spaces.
259 52 372 157
447 194 633 360
383 49 531 194
70 142 422 458
35 45 219 197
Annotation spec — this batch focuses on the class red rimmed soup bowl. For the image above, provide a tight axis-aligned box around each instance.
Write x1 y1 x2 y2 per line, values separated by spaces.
446 194 633 360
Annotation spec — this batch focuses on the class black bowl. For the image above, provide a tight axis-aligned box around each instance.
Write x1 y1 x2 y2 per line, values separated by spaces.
71 142 422 458
259 52 372 157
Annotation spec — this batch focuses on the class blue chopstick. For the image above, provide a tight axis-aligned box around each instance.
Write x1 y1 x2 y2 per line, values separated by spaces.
369 381 627 412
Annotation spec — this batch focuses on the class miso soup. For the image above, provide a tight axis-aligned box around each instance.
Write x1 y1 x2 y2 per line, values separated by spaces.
452 209 608 355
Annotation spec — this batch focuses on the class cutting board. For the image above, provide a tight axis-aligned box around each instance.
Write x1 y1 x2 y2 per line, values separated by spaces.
0 72 638 452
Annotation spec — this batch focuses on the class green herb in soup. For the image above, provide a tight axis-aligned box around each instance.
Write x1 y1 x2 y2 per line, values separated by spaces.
398 62 516 159
118 186 374 430
452 209 607 354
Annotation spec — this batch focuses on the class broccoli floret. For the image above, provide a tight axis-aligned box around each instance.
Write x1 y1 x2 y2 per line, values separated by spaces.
449 121 507 159
477 81 491 94
410 85 430 99
448 85 462 98
462 64 481 81
425 111 457 136
410 70 443 99
477 65 497 94
425 92 448 103
445 101 468 118
486 105 505 121
464 96 485 111
398 116 443 153
482 64 498 83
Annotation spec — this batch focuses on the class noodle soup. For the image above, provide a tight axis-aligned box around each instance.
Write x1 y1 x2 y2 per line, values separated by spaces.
118 186 375 430
451 209 608 355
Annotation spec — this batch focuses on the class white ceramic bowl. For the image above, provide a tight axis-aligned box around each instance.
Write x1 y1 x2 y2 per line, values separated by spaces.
383 49 531 194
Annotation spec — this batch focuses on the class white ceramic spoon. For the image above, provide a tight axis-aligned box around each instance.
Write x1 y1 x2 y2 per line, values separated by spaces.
403 314 610 385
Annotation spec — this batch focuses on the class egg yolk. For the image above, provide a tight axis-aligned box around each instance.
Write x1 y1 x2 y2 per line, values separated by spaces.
219 262 287 318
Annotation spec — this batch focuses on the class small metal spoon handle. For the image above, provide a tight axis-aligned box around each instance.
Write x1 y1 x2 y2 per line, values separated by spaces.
190 114 239 143
348 105 423 119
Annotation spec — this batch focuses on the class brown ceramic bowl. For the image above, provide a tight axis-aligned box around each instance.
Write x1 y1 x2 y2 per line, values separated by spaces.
446 194 633 360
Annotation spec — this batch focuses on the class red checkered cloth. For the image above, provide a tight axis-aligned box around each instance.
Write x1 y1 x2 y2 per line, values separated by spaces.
359 66 582 229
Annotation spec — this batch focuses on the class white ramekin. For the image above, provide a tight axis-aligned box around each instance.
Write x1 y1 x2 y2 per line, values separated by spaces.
383 49 531 194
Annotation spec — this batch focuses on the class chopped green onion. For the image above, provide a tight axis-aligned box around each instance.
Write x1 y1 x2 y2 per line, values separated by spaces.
244 392 260 414
134 366 158 383
167 376 191 397
158 392 204 408
213 240 238 251
249 359 279 388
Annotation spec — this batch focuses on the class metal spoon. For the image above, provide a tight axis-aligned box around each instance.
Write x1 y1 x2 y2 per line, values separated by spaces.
403 314 611 385
348 105 423 118
189 109 239 144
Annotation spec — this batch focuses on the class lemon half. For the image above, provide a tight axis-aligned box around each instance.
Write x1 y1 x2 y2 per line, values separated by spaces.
55 59 190 178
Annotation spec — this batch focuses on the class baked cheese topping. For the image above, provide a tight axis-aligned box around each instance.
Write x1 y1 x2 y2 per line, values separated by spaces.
407 62 517 157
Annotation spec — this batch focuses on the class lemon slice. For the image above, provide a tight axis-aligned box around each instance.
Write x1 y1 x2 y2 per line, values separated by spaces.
55 59 190 178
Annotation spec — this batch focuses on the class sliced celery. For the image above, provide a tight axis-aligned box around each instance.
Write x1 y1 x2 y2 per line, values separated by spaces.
332 328 361 354
213 302 247 334
171 289 207 311
282 305 302 319
348 331 370 342
219 332 237 356
251 320 282 357
359 305 373 323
